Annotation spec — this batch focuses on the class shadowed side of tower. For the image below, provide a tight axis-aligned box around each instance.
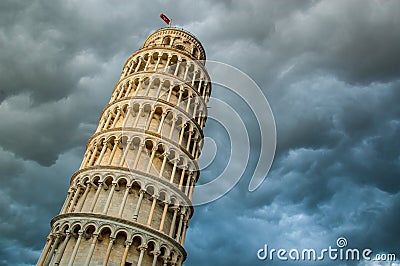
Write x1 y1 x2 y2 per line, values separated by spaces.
36 28 211 266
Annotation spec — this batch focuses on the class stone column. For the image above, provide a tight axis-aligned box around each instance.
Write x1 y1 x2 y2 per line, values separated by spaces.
151 250 161 266
87 145 99 166
155 81 164 98
163 56 172 71
135 57 143 72
83 234 98 266
197 79 203 94
180 219 189 245
102 113 113 130
133 143 144 169
147 196 157 226
67 186 82 213
67 230 83 266
185 91 192 113
89 182 102 212
169 159 178 183
133 107 143 127
136 245 147 266
118 140 132 167
111 108 122 127
134 78 144 96
175 211 185 242
36 234 53 266
192 101 199 120
133 190 145 221
53 232 71 265
118 185 131 217
186 130 193 151
174 61 181 76
178 166 187 189
188 177 195 200
124 80 133 97
166 84 174 102
128 60 135 73
102 182 117 214
177 89 184 106
117 85 126 99
183 172 192 195
157 112 167 134
76 183 91 212
158 152 168 178
178 123 187 146
122 107 132 127
146 147 157 173
144 54 152 71
102 237 115 266
120 241 132 266
191 136 198 156
169 207 179 237
183 63 190 80
80 151 89 169
154 54 162 70
107 139 120 165
60 189 73 214
159 202 169 232
168 118 177 139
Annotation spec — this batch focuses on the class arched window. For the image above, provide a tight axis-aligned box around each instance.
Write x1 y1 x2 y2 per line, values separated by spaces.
162 36 171 45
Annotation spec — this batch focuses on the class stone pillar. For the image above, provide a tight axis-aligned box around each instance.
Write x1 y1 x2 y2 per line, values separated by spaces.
53 232 71 265
102 182 117 214
67 186 82 213
135 57 143 72
133 190 145 221
111 108 122 127
89 182 102 212
60 189 73 214
175 212 185 242
169 118 177 139
87 145 99 166
157 112 167 133
107 139 120 165
118 185 131 217
120 241 132 266
169 207 179 237
146 147 157 173
133 144 143 169
67 230 83 266
83 234 98 266
159 202 169 232
147 196 157 226
169 159 178 183
136 245 147 266
151 250 161 266
76 183 91 212
36 234 53 266
119 140 132 167
158 152 168 179
102 237 115 266
125 80 133 97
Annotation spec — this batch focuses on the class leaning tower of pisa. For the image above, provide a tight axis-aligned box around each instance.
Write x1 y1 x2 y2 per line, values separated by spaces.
37 27 210 266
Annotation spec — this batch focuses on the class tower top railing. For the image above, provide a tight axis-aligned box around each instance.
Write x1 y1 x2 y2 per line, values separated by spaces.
143 27 206 62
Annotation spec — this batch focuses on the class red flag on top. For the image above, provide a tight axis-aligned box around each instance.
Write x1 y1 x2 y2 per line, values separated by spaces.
160 13 171 26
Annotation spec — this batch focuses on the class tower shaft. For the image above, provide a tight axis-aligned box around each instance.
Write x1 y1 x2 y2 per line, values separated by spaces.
37 28 210 266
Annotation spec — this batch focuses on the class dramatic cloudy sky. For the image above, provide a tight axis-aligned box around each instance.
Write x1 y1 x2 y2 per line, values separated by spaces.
1 0 399 265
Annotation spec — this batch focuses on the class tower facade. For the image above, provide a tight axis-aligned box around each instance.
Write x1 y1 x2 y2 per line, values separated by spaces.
37 28 210 266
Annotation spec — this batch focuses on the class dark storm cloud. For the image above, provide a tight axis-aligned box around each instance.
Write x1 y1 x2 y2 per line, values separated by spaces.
0 0 399 265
